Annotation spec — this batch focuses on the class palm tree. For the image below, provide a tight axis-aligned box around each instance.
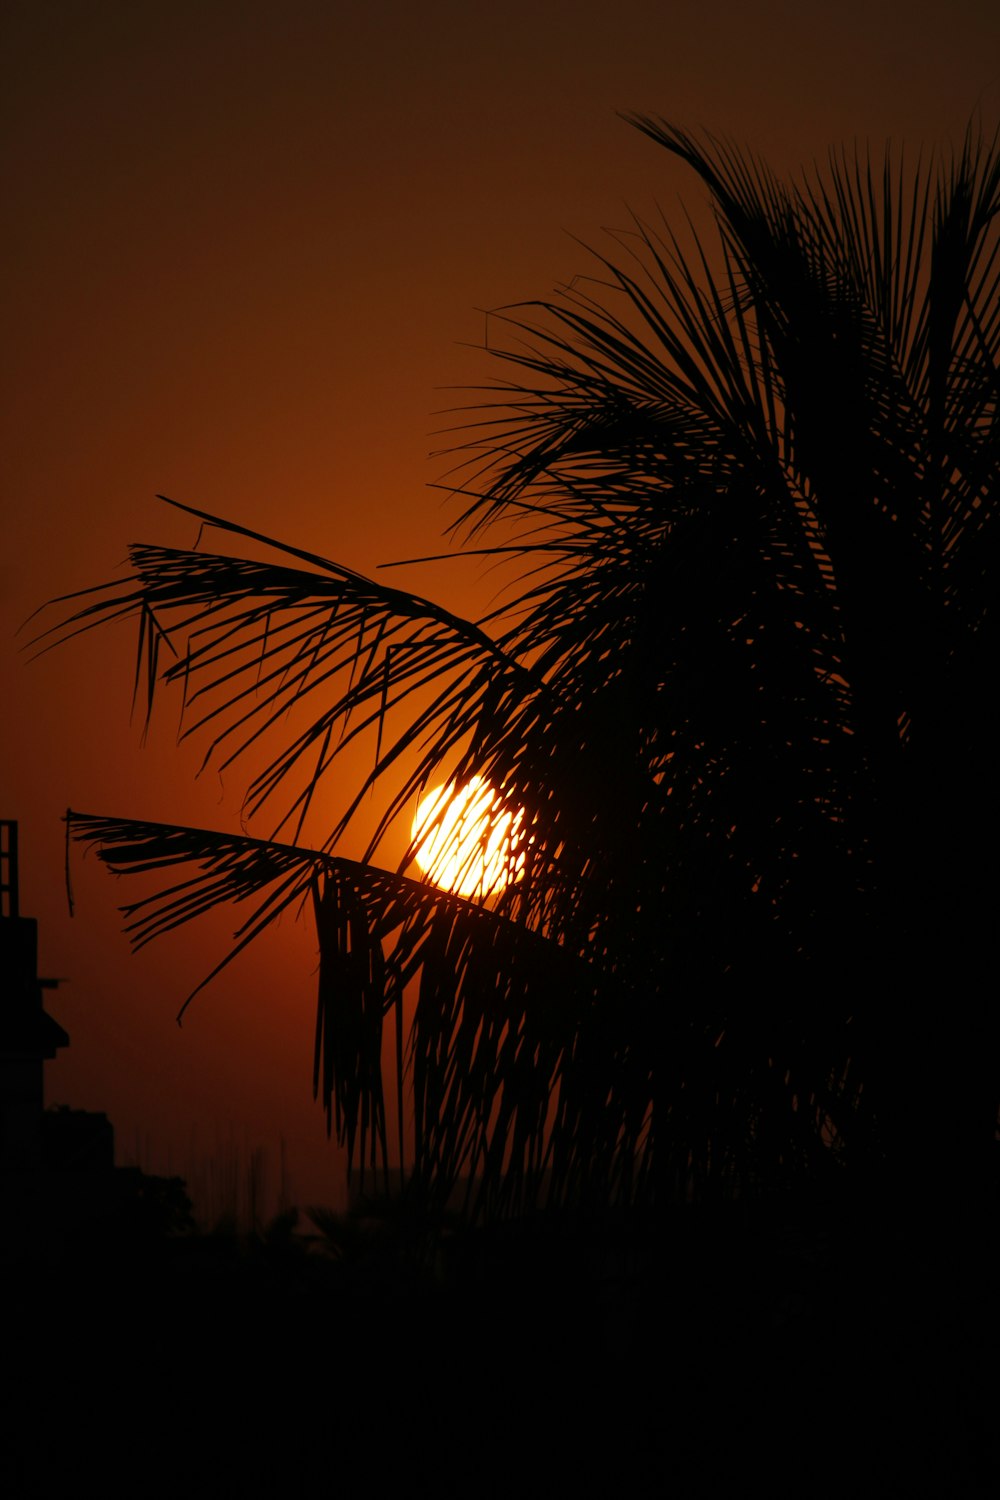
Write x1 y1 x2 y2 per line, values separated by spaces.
36 120 1000 1221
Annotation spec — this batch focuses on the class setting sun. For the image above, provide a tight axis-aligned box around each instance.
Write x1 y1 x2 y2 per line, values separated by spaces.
411 777 525 898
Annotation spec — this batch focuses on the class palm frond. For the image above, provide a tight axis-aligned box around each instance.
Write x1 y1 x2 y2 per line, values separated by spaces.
66 809 658 1212
38 501 546 853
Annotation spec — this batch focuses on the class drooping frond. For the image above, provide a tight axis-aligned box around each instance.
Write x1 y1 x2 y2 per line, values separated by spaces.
37 500 547 854
65 809 658 1213
63 811 332 1017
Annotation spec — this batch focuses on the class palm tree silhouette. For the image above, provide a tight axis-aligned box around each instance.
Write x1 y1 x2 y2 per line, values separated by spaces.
38 120 1000 1220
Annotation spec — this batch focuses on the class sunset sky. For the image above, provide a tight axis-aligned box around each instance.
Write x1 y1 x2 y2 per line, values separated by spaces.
3 0 997 1212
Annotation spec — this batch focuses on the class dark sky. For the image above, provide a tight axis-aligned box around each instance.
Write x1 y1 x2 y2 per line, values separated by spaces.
3 0 997 1211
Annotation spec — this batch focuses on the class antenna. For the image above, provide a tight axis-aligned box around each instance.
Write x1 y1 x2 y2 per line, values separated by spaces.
0 820 19 918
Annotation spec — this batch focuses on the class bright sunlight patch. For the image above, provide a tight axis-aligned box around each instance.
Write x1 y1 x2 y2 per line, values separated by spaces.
411 777 524 899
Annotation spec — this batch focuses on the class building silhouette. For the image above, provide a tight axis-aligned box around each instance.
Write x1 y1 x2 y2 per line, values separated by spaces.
1 820 116 1246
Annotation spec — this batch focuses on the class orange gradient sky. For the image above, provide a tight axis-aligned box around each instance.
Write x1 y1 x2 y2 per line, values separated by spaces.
3 0 998 1212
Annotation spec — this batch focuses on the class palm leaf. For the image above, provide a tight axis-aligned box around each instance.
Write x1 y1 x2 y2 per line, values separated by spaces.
66 809 658 1212
36 499 548 857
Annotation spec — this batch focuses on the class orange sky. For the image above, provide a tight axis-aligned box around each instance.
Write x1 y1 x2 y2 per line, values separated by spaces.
3 0 998 1214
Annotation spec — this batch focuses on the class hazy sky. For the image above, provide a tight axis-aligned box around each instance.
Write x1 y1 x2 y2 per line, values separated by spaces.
3 0 997 1210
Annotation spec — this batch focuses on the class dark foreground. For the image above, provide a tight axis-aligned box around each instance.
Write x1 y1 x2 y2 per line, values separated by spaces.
4 1184 998 1498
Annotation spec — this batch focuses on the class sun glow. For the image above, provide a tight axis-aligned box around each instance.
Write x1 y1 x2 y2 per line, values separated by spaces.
411 777 525 898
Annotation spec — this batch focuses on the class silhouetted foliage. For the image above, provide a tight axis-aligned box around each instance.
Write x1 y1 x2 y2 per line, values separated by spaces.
36 120 1000 1218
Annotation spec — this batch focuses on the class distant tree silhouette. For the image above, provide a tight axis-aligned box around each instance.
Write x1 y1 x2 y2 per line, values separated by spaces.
38 120 999 1219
